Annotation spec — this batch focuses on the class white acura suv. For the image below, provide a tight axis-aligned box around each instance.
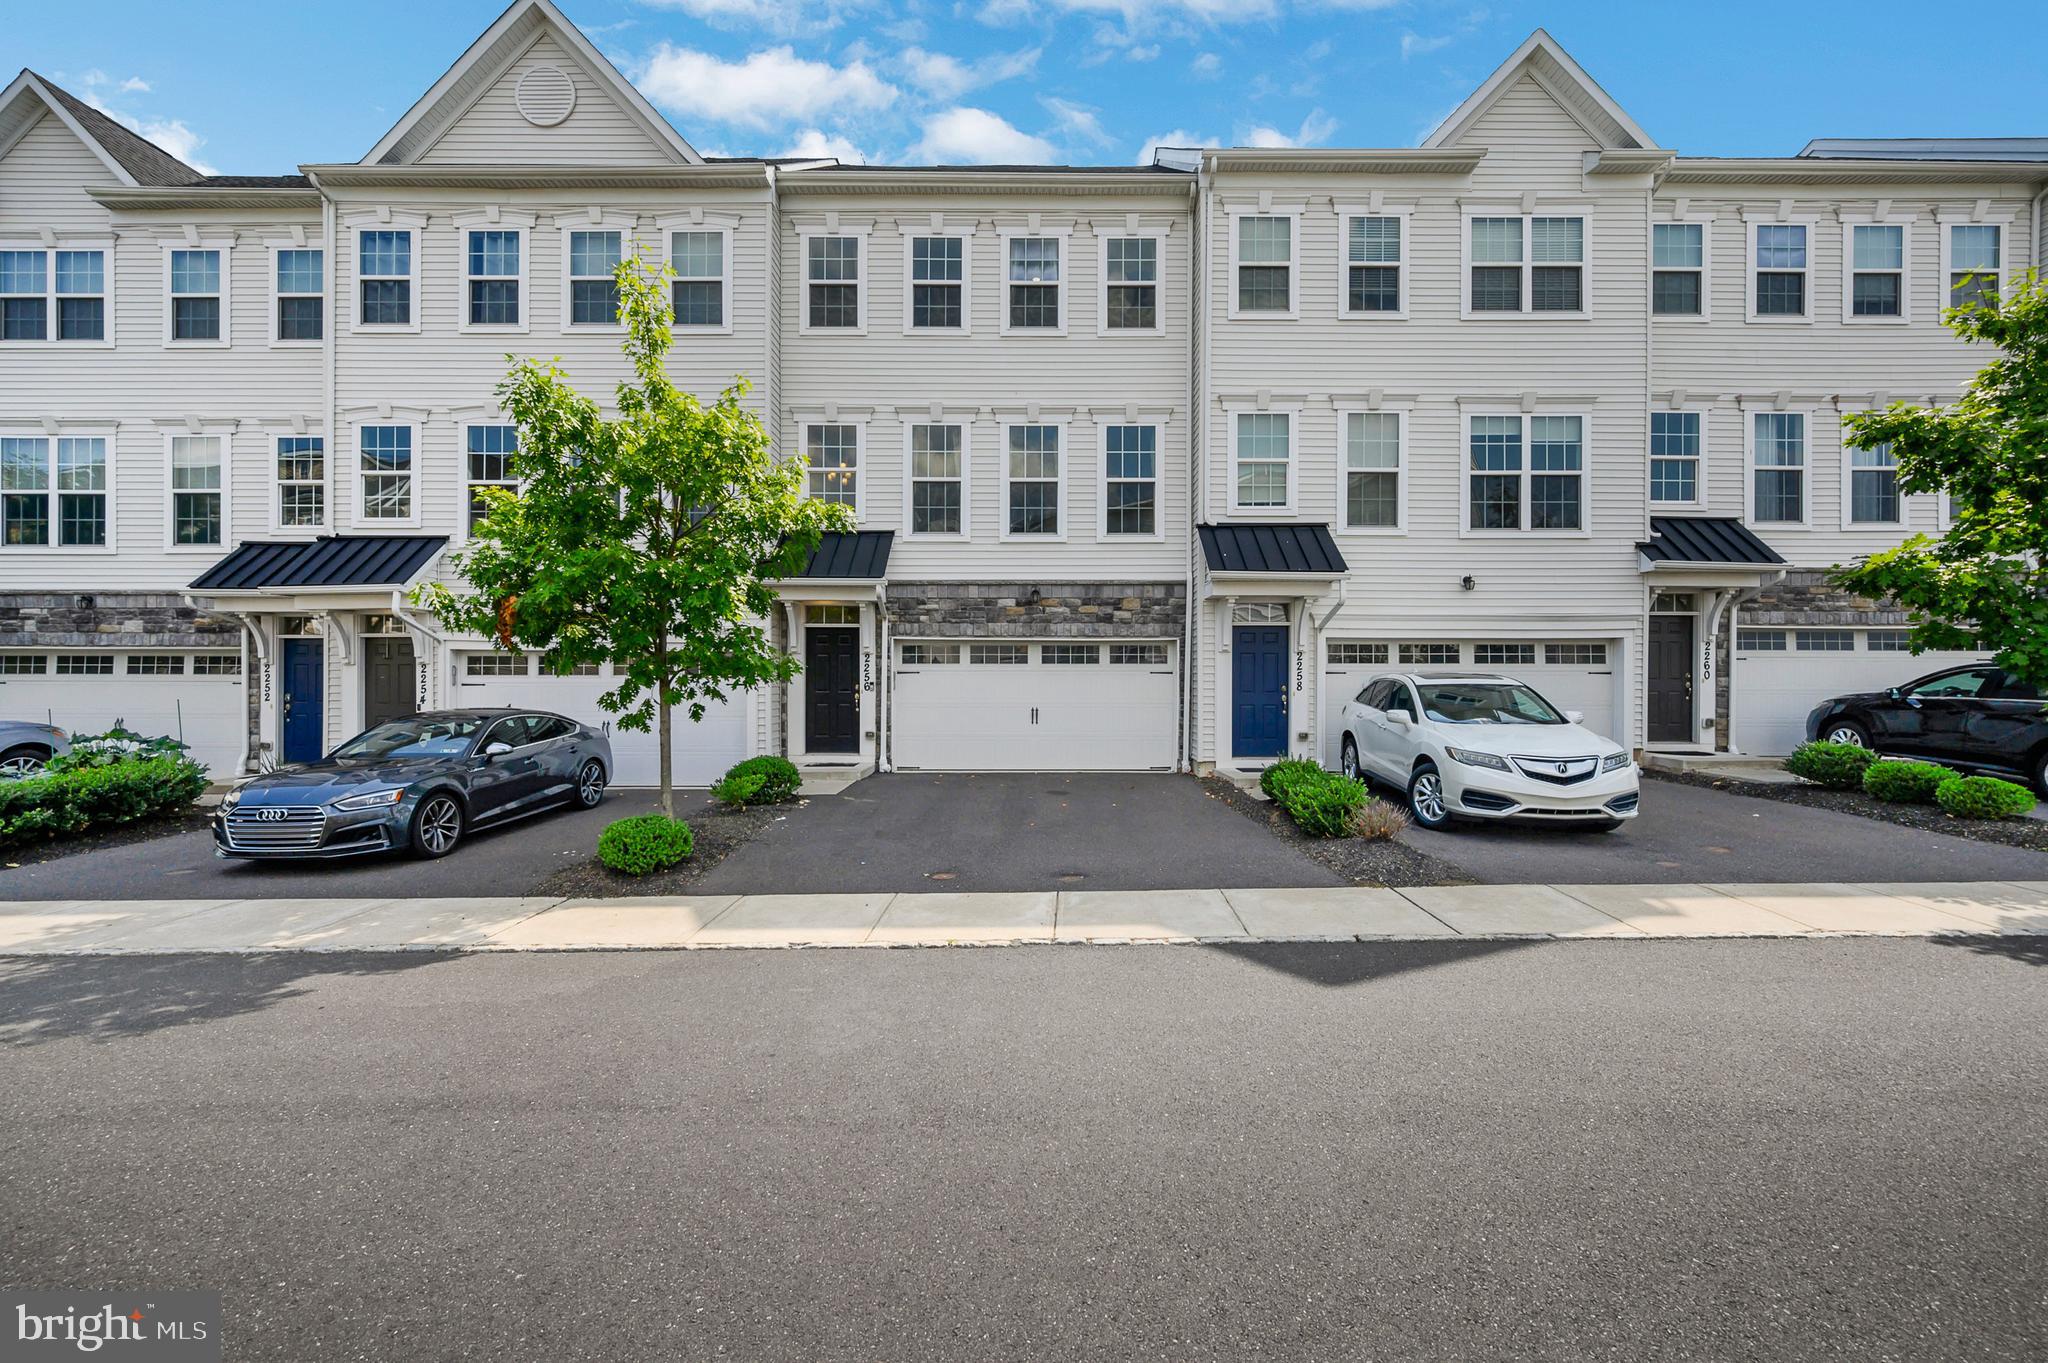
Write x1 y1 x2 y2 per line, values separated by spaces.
1337 671 1639 831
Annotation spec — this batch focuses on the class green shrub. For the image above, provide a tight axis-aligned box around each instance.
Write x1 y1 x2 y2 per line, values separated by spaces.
1282 770 1372 838
1934 775 2036 820
1862 760 1950 805
1259 758 1324 803
46 726 195 776
0 754 208 848
1785 740 1877 790
713 755 801 806
596 814 695 874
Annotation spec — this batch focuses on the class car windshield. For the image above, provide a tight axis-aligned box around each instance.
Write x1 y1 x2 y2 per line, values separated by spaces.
331 716 487 760
1417 682 1566 725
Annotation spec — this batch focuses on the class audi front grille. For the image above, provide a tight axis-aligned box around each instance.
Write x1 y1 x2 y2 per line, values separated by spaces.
224 805 327 850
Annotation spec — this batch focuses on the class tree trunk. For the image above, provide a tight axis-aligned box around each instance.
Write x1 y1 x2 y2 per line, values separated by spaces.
655 630 674 818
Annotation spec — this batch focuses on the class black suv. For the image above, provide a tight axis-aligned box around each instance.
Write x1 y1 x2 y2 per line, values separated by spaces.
1805 664 2048 794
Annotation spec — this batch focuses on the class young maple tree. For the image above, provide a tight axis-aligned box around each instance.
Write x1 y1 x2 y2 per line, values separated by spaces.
1834 271 2048 688
423 258 850 816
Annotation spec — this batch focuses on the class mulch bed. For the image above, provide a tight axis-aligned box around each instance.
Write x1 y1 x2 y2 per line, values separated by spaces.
1644 768 2048 853
0 806 217 870
533 793 780 899
1200 775 1475 887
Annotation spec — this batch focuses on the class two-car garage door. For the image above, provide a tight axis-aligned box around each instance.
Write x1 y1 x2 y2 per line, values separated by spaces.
1322 638 1621 765
0 649 246 778
892 639 1178 770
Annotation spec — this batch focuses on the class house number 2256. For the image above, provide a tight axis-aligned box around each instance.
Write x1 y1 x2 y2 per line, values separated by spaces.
861 650 874 692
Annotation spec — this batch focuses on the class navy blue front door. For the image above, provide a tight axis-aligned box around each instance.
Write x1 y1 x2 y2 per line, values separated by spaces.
1231 625 1289 758
281 639 323 764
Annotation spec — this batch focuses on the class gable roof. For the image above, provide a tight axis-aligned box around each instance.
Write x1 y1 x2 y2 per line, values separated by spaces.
362 0 699 167
0 69 205 186
1422 29 1658 153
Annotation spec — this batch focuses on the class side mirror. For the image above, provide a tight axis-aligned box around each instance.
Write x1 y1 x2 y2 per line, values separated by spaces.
1886 687 1901 700
1387 711 1411 727
482 741 514 758
1565 709 1585 725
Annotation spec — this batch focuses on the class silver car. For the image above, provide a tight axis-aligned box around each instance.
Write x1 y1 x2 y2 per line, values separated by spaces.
0 721 70 777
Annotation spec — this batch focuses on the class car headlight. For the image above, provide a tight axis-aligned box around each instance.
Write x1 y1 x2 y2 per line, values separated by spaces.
333 788 407 811
1444 746 1513 773
220 785 246 810
1601 751 1633 773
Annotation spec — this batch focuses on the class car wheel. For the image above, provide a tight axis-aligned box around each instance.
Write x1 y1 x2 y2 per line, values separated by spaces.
1407 763 1452 830
575 759 607 809
409 792 465 859
1824 721 1869 748
2033 752 2048 800
1340 736 1362 782
0 746 50 778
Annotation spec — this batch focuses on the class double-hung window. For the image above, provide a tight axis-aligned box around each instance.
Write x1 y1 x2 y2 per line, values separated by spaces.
466 426 519 530
1233 215 1292 315
1102 236 1158 331
169 435 223 545
168 248 223 341
1232 412 1291 511
358 425 413 523
2 436 108 547
58 250 106 340
0 251 47 339
0 248 100 341
1342 215 1402 316
907 424 964 536
1341 412 1402 530
1102 424 1157 536
358 230 412 326
805 424 859 512
1752 223 1808 318
1005 425 1061 536
276 436 324 529
671 230 725 327
1468 215 1584 314
1467 415 1583 531
465 230 521 327
1006 237 1061 331
1651 223 1703 315
1649 412 1701 504
1847 440 1900 526
1848 223 1905 319
806 235 861 329
1751 412 1806 524
908 236 965 330
1947 224 2001 308
567 230 621 327
274 248 323 341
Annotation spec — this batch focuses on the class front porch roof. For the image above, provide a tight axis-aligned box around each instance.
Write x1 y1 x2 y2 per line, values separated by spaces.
798 530 894 581
1198 523 1348 577
1637 516 1786 571
189 534 448 592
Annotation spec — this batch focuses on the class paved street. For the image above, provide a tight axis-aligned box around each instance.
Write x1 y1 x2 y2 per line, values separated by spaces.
3 940 2043 1361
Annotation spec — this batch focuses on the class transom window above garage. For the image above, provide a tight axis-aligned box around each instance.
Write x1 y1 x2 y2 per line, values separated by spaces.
1473 643 1535 666
465 653 526 676
968 643 1028 665
899 642 959 665
1109 643 1169 665
1041 644 1100 665
1327 643 1388 665
1544 643 1607 665
1398 643 1460 665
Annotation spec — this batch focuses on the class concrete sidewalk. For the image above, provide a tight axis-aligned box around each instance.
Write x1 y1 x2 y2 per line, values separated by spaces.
3 881 2046 954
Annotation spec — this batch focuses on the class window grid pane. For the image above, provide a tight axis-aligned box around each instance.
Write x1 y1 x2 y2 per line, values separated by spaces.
1236 217 1290 264
1006 426 1059 534
1652 223 1703 268
1104 425 1156 535
806 425 858 506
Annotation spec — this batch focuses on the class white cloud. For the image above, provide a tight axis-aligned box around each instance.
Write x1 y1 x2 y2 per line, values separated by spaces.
975 0 1037 23
1400 31 1454 61
914 106 1056 163
898 45 1040 99
1240 107 1337 149
1136 128 1213 164
636 0 869 37
118 76 151 93
1050 0 1280 22
134 118 216 173
1125 43 1161 60
634 44 898 130
1041 95 1110 145
1190 51 1222 79
784 127 870 162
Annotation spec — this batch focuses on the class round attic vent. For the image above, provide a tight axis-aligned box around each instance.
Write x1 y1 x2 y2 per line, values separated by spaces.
515 65 577 127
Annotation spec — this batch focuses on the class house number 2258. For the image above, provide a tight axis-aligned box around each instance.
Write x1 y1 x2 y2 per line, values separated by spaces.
1294 650 1304 693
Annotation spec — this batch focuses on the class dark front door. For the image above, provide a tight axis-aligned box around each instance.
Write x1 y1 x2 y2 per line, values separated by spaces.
804 627 860 754
281 638 323 764
364 635 418 731
1231 625 1289 759
1647 615 1694 744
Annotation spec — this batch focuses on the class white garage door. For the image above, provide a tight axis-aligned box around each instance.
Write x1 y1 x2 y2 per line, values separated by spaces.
454 654 748 787
892 639 1177 771
0 650 246 778
1732 627 1986 755
1322 638 1621 765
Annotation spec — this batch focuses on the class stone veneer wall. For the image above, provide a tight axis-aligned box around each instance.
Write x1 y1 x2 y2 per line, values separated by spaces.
882 582 1186 637
0 592 243 648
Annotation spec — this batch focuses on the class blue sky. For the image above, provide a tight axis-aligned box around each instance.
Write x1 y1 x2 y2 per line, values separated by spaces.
14 0 2048 174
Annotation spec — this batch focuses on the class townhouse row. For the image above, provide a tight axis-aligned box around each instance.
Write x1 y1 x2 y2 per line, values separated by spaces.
2 2 2042 785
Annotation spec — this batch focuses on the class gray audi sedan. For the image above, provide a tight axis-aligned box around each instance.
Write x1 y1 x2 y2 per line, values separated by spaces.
215 709 611 860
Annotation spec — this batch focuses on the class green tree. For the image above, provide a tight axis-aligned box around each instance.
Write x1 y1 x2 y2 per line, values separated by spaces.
422 258 851 816
1833 272 2048 687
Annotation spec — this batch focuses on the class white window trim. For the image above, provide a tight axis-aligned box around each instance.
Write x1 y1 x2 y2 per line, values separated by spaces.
998 226 1071 337
160 238 232 348
901 227 973 337
1457 408 1594 539
802 419 865 525
1333 406 1407 535
0 425 117 554
1225 405 1298 516
160 426 233 553
345 211 425 335
1460 210 1593 320
1649 211 1713 323
453 211 533 336
1096 229 1164 337
1648 408 1708 511
1745 214 1818 325
1840 215 1915 326
1744 407 1814 529
460 421 522 544
1226 206 1301 322
999 419 1068 542
1333 205 1409 321
1839 424 1904 531
901 417 971 540
265 238 324 350
798 225 870 336
1095 419 1165 541
558 215 635 333
0 235 116 349
1938 214 2010 312
658 214 737 336
353 419 424 530
268 428 328 537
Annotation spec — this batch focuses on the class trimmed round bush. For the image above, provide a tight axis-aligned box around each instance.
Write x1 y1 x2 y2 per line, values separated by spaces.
1785 739 1877 790
713 755 801 807
1862 760 1950 805
597 814 695 874
1934 775 2036 821
1283 770 1372 838
1259 758 1324 804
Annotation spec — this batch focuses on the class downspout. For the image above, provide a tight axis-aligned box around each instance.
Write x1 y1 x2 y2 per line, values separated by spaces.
1642 165 1658 756
874 580 889 773
319 179 337 531
1183 165 1210 773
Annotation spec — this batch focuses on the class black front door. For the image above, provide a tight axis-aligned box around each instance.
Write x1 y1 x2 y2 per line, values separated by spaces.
804 627 860 754
364 635 417 731
1647 615 1693 743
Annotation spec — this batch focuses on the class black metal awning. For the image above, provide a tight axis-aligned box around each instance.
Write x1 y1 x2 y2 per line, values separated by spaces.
1636 516 1787 568
797 530 894 579
1197 523 1348 575
189 535 448 591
